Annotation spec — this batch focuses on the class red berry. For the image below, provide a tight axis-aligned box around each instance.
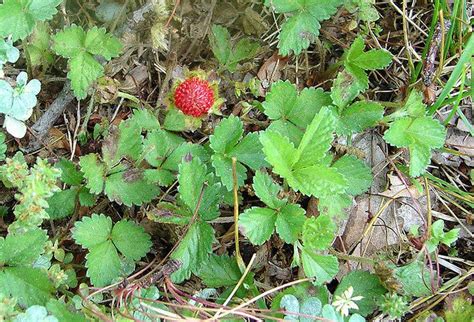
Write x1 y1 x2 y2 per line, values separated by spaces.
173 78 215 117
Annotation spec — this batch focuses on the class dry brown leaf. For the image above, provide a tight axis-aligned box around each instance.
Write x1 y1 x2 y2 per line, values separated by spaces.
257 53 288 96
380 174 423 199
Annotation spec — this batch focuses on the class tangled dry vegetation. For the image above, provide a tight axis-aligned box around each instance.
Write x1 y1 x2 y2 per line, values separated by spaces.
0 0 472 321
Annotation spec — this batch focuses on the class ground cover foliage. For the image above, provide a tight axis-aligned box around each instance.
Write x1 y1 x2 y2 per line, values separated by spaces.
0 0 472 321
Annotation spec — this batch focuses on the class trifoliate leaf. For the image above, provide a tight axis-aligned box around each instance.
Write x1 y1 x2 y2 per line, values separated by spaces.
0 0 62 41
0 229 47 266
239 207 278 245
72 214 112 249
0 267 53 306
331 37 391 109
275 204 306 244
104 169 160 206
333 155 372 195
269 0 345 56
73 215 150 287
252 171 286 209
384 116 446 177
196 254 242 287
210 25 259 72
334 270 387 316
111 220 151 261
210 117 264 190
52 25 122 99
0 72 41 138
263 81 331 144
301 249 338 285
336 101 384 135
347 37 392 70
55 158 83 186
85 240 121 287
302 215 336 250
171 221 215 283
79 154 105 194
46 188 77 220
426 220 460 253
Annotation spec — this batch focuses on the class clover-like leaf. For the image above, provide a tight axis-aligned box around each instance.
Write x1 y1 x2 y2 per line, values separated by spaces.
268 0 345 56
52 25 122 99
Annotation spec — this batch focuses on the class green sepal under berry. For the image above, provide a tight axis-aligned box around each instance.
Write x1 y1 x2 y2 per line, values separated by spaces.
164 70 224 131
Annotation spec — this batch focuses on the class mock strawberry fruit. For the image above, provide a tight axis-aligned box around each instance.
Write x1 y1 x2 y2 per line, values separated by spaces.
173 77 215 117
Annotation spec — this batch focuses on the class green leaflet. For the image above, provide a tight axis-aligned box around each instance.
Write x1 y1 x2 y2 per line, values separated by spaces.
334 270 387 316
196 254 242 287
170 221 215 283
210 115 267 190
301 248 339 285
177 156 223 221
0 0 62 41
